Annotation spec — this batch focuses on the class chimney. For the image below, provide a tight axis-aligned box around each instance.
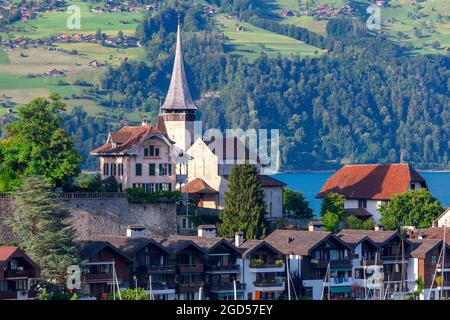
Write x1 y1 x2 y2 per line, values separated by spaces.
308 221 324 232
235 231 244 247
141 117 148 126
374 223 384 232
197 225 217 238
126 225 146 238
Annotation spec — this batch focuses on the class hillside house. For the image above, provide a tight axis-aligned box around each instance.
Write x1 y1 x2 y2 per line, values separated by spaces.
317 164 427 221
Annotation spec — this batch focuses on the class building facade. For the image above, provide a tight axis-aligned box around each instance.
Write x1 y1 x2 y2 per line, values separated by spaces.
317 163 427 222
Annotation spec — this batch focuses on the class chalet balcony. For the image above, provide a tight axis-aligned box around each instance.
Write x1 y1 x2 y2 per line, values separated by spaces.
253 279 285 292
361 259 384 267
249 263 285 273
5 269 33 279
139 265 176 274
177 264 204 274
176 282 203 293
82 273 123 284
310 258 353 269
327 277 353 286
148 283 176 294
0 290 35 300
208 283 246 293
381 255 408 263
205 265 239 274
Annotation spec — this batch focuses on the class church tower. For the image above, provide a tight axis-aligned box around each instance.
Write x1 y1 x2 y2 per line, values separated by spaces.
160 18 197 151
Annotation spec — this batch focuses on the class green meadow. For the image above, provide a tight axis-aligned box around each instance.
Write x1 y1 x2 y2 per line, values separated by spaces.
0 1 144 40
215 14 322 60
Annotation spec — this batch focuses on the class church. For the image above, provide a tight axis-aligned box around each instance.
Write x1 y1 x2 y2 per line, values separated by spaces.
90 20 286 221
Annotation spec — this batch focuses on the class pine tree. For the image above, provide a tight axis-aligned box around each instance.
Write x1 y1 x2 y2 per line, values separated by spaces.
218 164 267 239
8 175 78 280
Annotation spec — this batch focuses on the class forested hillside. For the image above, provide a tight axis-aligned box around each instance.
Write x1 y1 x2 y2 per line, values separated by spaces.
100 3 449 170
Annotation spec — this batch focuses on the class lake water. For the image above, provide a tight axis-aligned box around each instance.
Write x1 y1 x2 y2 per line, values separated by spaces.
274 172 450 216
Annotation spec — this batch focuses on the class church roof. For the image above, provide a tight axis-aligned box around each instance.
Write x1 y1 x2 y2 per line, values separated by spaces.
161 20 196 111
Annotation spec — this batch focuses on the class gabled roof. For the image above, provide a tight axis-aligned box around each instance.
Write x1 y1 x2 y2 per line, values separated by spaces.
161 236 208 256
78 240 133 262
161 235 240 255
96 235 171 256
239 240 285 258
0 246 18 263
434 207 450 223
409 239 444 258
160 20 196 111
317 164 426 200
90 125 170 155
415 227 450 245
264 229 351 256
0 246 41 273
338 229 404 246
337 234 380 249
180 178 218 194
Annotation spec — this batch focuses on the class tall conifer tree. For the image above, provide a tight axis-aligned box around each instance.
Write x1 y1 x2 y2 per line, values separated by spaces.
9 175 78 280
218 164 267 239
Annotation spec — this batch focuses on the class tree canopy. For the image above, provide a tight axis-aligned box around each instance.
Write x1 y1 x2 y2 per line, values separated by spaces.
380 189 444 230
218 164 267 239
8 175 78 280
0 96 81 190
283 188 313 218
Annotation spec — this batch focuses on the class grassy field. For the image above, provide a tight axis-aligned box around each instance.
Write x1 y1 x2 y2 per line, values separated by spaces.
0 50 9 64
0 48 106 115
54 43 145 66
0 1 144 40
283 15 329 35
215 14 322 60
381 0 450 54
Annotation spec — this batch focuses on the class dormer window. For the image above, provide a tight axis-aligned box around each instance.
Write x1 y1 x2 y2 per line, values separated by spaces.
144 145 160 158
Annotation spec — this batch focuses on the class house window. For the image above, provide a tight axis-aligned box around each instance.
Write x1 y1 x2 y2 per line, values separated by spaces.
431 255 437 264
144 148 149 157
182 218 187 229
103 163 109 176
111 163 117 176
358 199 367 208
159 164 172 176
119 163 124 176
135 163 142 176
149 145 160 157
149 164 155 176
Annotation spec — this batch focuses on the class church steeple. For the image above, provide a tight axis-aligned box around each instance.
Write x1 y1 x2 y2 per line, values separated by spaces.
161 16 196 111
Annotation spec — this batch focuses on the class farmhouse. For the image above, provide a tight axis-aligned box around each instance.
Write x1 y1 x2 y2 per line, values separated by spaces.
317 163 427 221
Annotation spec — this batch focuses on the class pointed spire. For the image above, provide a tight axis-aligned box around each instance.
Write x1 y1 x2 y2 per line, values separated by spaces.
161 15 196 111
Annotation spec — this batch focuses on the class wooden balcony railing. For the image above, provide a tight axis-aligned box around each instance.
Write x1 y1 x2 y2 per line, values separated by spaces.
205 265 239 273
177 264 204 273
142 265 176 273
249 263 284 269
254 280 285 288
310 258 353 269
176 282 203 293
208 283 246 292
5 269 33 278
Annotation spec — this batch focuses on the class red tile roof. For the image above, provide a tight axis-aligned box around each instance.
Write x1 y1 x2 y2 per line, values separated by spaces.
317 164 426 200
90 125 167 155
0 246 18 263
180 178 218 194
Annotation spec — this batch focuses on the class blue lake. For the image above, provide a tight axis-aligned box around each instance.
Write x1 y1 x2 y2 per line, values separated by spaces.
274 172 450 216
